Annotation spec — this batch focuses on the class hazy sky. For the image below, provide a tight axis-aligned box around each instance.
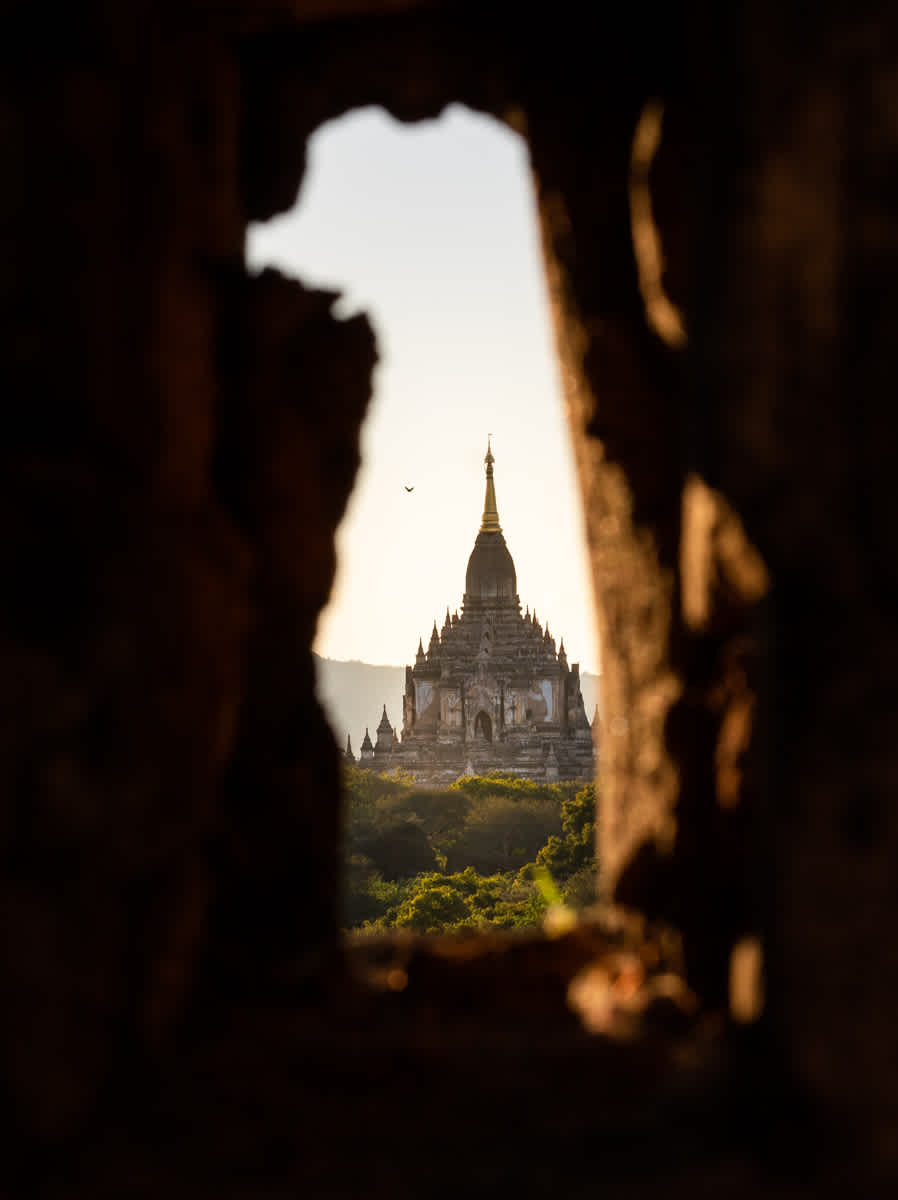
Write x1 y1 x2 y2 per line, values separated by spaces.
246 104 600 675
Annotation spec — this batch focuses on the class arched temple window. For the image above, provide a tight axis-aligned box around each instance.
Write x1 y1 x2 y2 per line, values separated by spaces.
474 710 493 743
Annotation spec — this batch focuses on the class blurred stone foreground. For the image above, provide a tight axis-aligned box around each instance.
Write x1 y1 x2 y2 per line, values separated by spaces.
3 2 898 1196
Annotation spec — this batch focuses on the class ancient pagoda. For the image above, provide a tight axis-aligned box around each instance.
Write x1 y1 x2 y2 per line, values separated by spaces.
351 441 596 785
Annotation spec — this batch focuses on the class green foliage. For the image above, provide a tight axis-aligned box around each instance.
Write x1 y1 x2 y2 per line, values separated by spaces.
341 768 598 934
391 867 550 934
379 787 473 840
393 872 475 932
343 855 412 928
448 771 580 807
357 821 437 881
560 864 599 910
535 783 596 881
439 794 561 875
527 863 564 906
343 764 412 822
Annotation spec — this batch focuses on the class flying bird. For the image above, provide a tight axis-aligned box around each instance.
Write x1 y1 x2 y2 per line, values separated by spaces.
404 485 414 492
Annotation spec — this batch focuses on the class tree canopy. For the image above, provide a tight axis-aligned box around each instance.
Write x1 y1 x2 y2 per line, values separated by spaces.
341 769 598 934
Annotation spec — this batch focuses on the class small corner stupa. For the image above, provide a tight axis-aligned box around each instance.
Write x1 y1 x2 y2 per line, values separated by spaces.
354 440 597 785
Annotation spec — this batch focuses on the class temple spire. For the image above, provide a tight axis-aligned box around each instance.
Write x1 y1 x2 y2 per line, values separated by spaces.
479 437 502 533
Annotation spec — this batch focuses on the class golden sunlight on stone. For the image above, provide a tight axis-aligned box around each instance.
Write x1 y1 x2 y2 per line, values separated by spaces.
629 100 686 350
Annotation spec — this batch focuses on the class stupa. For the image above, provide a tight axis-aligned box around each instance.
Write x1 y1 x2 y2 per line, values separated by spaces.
351 441 597 785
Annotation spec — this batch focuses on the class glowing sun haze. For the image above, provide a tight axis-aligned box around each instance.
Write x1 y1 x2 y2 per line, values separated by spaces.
246 104 600 675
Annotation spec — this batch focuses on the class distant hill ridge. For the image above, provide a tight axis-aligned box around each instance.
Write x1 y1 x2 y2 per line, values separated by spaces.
314 652 601 751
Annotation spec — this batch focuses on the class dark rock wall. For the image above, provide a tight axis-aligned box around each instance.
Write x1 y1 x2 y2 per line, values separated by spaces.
3 0 898 1193
703 6 898 1165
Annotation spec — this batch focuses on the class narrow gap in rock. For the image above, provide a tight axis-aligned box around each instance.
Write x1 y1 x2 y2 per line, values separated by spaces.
247 103 602 936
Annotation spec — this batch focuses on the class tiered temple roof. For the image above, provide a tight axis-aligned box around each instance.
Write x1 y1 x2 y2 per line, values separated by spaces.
351 442 597 785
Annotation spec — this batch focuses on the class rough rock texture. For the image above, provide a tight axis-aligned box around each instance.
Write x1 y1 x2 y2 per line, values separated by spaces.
3 0 898 1195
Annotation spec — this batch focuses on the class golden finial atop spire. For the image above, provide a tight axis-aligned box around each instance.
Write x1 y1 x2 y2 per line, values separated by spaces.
480 437 502 533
